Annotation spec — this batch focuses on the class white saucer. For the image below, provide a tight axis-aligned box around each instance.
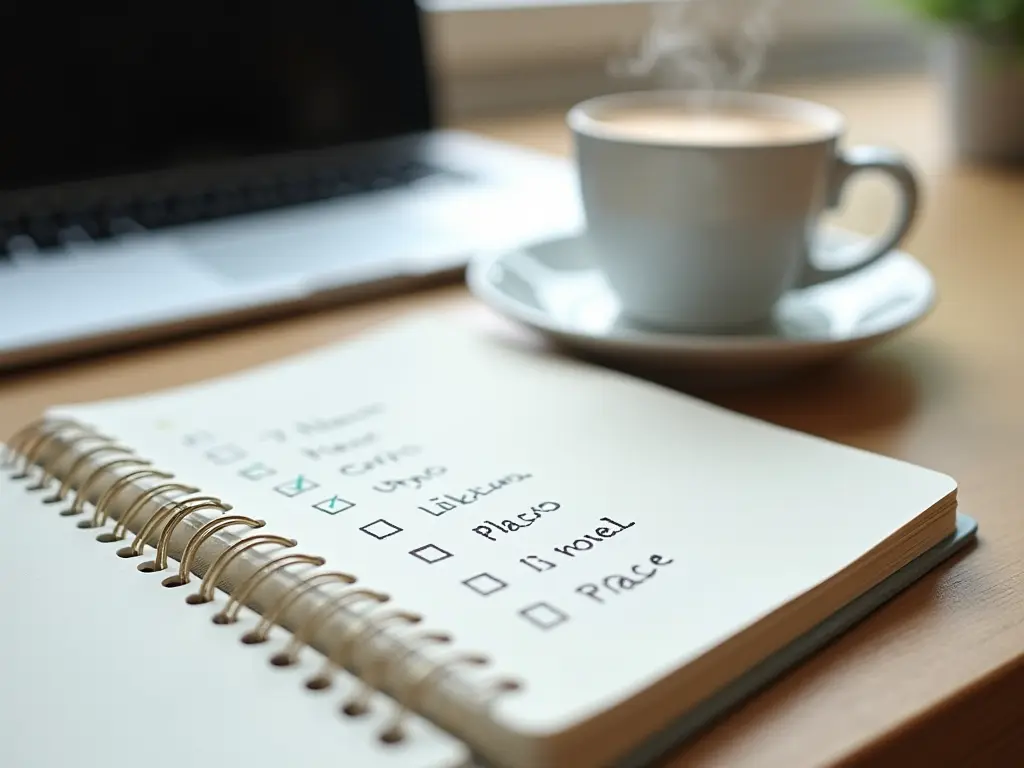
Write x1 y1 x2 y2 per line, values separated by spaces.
466 228 936 385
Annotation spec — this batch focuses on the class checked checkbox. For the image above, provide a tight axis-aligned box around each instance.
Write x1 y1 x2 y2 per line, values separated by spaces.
313 495 356 515
274 475 320 498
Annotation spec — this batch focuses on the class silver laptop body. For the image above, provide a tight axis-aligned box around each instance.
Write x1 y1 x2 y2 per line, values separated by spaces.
0 3 580 370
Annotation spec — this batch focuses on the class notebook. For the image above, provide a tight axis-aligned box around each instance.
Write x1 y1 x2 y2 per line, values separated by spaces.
1 314 976 768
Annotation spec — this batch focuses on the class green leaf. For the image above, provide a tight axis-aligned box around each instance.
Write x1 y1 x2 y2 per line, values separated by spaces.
888 0 1024 49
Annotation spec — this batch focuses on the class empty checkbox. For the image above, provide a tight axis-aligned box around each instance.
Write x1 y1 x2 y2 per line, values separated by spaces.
182 431 215 447
519 602 568 630
409 544 453 565
239 463 277 481
360 519 403 540
462 572 508 597
205 444 246 465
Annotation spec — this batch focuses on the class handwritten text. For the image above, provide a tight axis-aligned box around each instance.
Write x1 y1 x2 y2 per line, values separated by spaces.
553 517 636 558
575 554 674 604
417 473 533 517
299 432 378 462
340 445 422 477
294 405 384 436
373 466 447 493
473 501 560 541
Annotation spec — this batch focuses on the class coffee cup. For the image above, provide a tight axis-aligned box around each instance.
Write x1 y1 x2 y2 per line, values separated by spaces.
567 90 920 331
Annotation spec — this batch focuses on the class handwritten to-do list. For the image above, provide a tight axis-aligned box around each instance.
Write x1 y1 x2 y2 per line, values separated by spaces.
54 316 961 734
162 398 673 636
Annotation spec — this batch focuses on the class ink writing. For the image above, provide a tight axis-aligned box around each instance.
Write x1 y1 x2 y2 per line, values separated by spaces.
416 473 533 517
293 404 384 436
520 555 557 573
300 432 378 461
373 466 447 493
473 501 560 541
260 404 384 445
340 445 422 477
553 517 636 558
575 554 675 604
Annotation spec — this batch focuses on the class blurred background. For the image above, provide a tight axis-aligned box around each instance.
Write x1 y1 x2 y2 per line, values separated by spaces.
426 0 928 119
2 0 1020 373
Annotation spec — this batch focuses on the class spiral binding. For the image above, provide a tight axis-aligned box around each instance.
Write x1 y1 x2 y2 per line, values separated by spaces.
4 417 521 747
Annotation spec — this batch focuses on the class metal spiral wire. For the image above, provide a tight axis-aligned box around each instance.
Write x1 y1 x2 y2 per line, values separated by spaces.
4 416 521 746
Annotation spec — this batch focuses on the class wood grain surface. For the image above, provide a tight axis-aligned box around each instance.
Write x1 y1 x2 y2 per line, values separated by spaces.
1 75 1021 767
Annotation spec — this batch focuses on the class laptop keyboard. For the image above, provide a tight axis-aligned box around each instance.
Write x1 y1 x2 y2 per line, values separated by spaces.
0 159 441 256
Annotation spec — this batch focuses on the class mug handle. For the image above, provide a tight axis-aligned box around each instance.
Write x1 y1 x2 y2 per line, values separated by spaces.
798 145 920 288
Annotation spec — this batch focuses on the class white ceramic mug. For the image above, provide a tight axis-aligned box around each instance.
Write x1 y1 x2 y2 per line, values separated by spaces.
568 90 920 331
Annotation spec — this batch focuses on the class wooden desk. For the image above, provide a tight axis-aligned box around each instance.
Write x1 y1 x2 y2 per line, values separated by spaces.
2 75 1022 766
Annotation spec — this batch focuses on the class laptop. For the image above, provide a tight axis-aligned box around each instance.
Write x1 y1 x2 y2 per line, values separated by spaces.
0 3 581 371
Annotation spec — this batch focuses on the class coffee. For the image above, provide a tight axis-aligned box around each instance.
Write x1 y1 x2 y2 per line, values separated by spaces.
592 106 828 146
568 90 919 330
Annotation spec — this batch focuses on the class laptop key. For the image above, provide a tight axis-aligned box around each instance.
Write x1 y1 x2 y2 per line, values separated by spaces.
108 216 146 235
7 234 40 255
6 158 446 254
58 225 95 245
166 195 201 226
197 192 221 219
209 189 244 217
23 215 59 249
135 200 168 229
399 160 439 183
95 206 130 237
59 212 103 240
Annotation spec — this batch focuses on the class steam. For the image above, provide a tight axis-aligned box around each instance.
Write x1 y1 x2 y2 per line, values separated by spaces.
611 0 784 91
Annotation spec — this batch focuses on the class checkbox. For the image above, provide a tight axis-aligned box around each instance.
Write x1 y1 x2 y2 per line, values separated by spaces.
183 431 215 447
274 475 319 498
239 463 277 481
409 544 453 565
260 429 288 444
205 444 246 465
462 572 508 597
519 602 568 630
313 495 356 515
360 519 403 540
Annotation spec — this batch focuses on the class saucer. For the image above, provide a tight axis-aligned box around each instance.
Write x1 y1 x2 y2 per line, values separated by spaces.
466 228 936 385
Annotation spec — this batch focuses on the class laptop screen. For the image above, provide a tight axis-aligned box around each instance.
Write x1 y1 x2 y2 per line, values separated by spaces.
0 4 434 193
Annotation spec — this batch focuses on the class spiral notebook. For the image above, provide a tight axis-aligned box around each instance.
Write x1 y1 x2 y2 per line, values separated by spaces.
1 314 975 768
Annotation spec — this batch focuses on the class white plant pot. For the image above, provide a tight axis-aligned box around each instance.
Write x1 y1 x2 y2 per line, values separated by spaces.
935 31 1024 162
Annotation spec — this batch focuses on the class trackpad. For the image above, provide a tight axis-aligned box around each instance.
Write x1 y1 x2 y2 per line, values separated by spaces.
183 188 460 284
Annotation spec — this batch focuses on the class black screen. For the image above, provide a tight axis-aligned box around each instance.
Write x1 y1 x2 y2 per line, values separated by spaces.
0 3 434 192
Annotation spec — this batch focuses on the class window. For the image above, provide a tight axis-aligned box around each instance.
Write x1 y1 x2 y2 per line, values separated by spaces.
423 0 924 118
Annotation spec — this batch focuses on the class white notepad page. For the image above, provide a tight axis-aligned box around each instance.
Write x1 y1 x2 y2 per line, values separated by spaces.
0 479 471 768
50 316 957 748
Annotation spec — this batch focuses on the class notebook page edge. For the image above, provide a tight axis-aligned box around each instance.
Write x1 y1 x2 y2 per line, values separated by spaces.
494 494 960 766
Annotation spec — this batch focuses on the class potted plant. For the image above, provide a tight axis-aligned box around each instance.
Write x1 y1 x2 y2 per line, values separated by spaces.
895 0 1024 161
